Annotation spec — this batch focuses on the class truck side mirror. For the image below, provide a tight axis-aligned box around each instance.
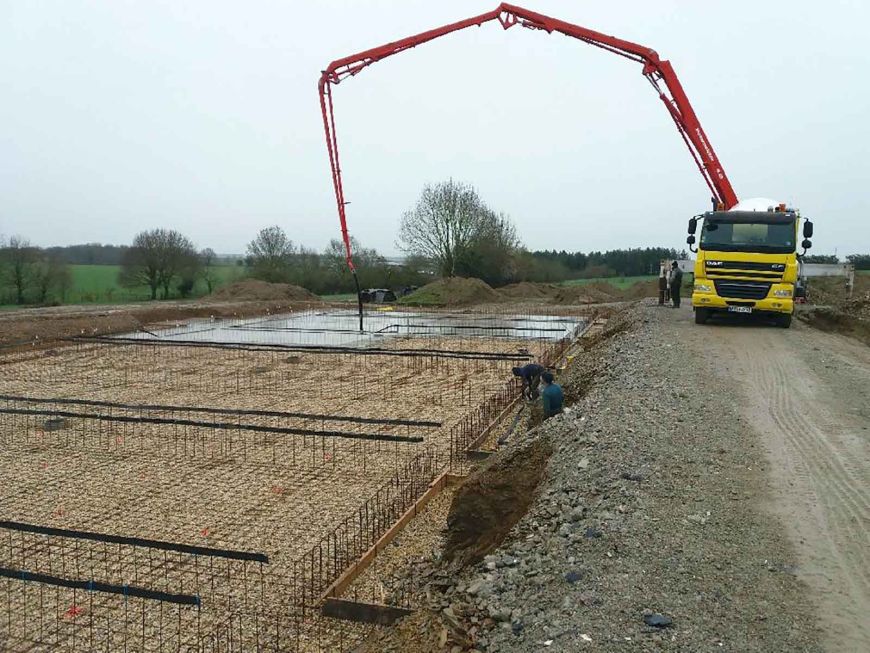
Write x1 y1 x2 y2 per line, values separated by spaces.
686 235 696 245
688 217 698 234
801 238 812 250
803 220 814 238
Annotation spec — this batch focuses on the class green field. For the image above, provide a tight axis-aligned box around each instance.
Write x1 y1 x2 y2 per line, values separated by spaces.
320 293 358 302
63 264 242 304
558 275 657 288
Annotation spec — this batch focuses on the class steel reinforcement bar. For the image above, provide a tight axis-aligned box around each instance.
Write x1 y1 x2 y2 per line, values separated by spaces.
0 394 440 428
0 406 424 443
290 448 441 613
0 567 199 605
65 336 533 361
448 334 573 466
0 521 268 563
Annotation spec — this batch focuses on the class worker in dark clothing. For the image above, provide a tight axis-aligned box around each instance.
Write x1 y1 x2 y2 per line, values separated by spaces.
669 261 683 308
540 371 564 420
512 363 544 400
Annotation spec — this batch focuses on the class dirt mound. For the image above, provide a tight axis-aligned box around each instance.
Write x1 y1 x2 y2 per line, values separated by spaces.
550 286 592 304
798 305 870 346
801 275 870 345
622 279 658 299
808 274 870 306
552 283 624 304
497 282 558 300
443 436 552 567
398 277 501 306
210 279 319 302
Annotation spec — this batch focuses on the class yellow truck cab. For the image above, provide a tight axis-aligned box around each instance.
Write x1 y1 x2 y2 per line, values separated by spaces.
686 201 814 328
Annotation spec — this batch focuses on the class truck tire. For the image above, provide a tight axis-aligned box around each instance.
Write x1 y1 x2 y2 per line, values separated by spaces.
694 308 709 325
777 314 792 328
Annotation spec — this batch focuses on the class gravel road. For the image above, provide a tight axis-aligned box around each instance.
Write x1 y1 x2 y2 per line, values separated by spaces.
688 307 870 651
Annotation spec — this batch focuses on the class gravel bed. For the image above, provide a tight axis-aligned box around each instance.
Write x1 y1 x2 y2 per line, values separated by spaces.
363 302 821 652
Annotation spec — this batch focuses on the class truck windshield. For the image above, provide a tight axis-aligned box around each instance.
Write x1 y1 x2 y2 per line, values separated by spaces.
700 219 795 254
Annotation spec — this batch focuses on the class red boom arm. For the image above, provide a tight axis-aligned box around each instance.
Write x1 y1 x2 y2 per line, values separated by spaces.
319 2 739 270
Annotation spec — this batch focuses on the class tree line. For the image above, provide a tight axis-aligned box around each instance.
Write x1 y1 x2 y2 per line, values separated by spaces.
0 237 72 305
530 247 688 280
394 179 689 284
242 226 428 295
6 178 865 305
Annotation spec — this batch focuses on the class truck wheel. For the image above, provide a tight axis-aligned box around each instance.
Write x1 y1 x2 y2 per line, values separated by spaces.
694 308 709 325
777 314 792 328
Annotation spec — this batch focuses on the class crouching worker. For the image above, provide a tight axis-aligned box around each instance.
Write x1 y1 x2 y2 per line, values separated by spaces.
512 363 544 400
541 371 564 420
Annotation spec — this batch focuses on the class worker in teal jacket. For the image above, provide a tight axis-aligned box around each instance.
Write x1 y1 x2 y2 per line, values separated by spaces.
540 371 564 419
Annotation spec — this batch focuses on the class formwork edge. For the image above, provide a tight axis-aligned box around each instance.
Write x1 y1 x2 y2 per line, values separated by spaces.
318 471 464 604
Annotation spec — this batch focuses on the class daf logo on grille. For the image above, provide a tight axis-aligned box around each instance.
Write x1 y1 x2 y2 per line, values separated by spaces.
706 260 724 266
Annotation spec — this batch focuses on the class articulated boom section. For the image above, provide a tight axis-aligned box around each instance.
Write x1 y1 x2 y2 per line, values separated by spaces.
319 2 738 270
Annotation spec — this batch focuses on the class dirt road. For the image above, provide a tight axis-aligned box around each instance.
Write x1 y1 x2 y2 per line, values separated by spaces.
683 310 870 651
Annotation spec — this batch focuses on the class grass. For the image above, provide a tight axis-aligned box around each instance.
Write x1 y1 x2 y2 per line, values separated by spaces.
0 264 244 308
65 264 242 304
558 275 657 288
320 293 358 302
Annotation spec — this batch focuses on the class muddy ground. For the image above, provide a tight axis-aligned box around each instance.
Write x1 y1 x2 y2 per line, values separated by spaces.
360 301 869 652
0 297 323 349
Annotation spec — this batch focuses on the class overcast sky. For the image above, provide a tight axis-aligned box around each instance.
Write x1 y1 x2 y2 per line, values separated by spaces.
2 0 868 257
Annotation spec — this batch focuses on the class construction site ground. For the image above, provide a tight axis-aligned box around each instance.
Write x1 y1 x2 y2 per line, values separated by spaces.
1 281 868 652
0 299 584 651
358 301 869 653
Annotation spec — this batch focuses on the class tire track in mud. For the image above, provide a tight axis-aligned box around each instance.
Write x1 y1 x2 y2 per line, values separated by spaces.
694 322 870 650
763 358 870 586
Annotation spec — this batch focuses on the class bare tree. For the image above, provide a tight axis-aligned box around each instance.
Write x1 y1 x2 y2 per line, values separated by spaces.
397 180 489 277
246 226 296 282
120 229 197 300
158 231 197 299
324 237 386 275
1 236 39 305
32 254 72 304
456 210 520 285
198 247 218 293
397 180 520 282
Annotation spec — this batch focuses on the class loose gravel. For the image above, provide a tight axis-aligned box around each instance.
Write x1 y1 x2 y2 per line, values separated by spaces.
362 302 822 652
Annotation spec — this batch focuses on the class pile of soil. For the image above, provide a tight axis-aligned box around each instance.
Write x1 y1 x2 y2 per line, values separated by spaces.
622 279 658 299
799 304 870 346
443 437 552 567
808 274 870 305
551 285 604 304
398 278 502 307
210 279 319 302
800 274 870 344
496 282 558 300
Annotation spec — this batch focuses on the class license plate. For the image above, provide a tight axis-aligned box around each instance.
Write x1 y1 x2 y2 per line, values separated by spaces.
728 306 752 314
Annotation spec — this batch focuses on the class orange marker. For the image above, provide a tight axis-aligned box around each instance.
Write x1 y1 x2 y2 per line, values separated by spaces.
64 605 84 620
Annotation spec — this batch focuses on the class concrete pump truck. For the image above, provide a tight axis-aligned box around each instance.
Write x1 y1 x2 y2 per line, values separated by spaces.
316 4 813 330
687 199 813 328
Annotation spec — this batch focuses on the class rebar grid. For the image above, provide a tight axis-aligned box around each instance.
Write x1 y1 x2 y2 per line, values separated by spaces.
0 309 580 652
0 340 536 424
0 450 441 651
69 308 581 350
0 400 429 474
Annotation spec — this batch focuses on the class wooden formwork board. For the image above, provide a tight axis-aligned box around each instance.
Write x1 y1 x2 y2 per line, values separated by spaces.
318 473 463 605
